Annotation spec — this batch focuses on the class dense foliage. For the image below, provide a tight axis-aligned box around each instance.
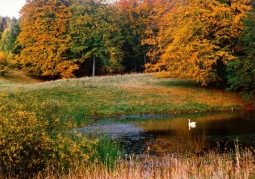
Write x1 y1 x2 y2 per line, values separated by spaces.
0 0 255 92
0 94 120 178
16 0 76 78
227 10 255 93
0 17 20 75
69 0 124 76
144 0 252 86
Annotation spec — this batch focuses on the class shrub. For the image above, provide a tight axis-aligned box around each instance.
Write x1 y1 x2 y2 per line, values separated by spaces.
0 111 55 178
0 96 100 178
52 132 99 174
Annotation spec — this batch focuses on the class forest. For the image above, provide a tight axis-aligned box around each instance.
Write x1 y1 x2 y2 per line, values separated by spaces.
0 0 255 92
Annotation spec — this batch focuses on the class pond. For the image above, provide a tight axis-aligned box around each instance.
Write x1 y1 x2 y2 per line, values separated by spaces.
77 110 255 156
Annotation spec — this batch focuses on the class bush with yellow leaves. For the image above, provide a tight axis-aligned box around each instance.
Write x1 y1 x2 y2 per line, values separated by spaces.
0 111 55 178
0 95 99 178
0 52 8 76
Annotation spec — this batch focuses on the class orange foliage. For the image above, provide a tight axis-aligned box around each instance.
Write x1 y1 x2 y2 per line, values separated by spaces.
17 0 75 78
144 0 252 85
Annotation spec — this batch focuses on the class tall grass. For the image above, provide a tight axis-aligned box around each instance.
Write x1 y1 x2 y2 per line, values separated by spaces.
96 136 121 171
31 143 255 179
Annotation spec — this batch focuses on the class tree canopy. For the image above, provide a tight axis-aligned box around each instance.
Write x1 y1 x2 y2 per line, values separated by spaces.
227 9 255 92
17 0 77 78
0 18 20 55
144 0 252 86
0 0 255 93
69 0 124 76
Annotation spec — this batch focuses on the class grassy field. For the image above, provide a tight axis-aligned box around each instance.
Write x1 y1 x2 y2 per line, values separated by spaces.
0 71 255 178
0 71 252 122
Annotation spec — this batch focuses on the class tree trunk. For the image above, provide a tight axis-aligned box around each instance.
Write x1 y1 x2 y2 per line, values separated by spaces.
144 54 147 65
134 58 137 72
92 54 95 77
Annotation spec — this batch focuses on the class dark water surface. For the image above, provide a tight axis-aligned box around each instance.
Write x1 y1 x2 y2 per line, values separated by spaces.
78 110 255 155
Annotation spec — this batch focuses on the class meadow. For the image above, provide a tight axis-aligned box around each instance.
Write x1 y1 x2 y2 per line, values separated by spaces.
0 71 254 178
0 71 251 121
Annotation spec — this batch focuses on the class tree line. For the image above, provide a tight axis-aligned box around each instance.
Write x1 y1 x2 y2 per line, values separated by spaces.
0 0 255 93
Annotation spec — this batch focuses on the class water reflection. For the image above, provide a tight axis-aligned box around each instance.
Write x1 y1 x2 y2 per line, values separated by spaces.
124 111 255 155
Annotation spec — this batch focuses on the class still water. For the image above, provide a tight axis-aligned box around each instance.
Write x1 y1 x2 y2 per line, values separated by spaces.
115 110 255 155
78 110 255 155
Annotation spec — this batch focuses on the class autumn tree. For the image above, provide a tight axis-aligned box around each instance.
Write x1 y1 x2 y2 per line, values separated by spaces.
0 52 8 76
142 0 174 70
145 0 252 86
16 0 78 78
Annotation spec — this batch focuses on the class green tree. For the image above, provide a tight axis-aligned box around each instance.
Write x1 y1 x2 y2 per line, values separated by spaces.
69 0 123 76
227 9 255 92
0 18 19 75
17 0 78 78
117 0 153 73
0 16 11 54
0 16 9 33
0 18 20 55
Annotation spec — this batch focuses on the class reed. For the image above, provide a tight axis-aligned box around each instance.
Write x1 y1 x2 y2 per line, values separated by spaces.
95 135 121 171
31 144 255 179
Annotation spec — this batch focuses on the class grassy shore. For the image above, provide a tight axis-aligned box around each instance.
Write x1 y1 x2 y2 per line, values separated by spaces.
0 71 255 178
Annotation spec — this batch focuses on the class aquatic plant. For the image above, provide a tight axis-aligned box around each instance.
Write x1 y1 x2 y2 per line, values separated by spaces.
95 135 121 171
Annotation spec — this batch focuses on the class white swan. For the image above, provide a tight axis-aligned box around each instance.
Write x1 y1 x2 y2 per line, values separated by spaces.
188 119 196 128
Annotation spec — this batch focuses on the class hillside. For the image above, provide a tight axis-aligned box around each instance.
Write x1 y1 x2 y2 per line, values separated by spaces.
0 70 252 122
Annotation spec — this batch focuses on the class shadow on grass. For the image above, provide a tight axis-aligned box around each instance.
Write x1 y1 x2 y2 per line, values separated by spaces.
0 70 46 84
156 79 201 88
155 79 226 91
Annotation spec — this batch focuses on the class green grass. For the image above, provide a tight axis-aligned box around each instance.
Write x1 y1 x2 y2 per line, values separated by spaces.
0 72 251 127
96 135 121 171
1 72 244 120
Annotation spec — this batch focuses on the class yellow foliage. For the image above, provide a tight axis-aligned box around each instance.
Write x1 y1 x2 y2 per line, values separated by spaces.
0 96 99 177
144 0 252 85
0 52 8 75
0 52 6 61
17 0 75 78
57 60 79 78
